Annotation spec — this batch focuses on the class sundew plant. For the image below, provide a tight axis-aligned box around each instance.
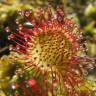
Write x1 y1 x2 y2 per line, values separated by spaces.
5 5 96 96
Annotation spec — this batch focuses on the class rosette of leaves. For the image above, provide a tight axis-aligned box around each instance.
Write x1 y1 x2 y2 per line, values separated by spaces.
4 5 96 96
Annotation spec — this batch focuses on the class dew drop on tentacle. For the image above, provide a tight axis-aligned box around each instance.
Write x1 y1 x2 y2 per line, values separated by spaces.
9 45 14 51
56 5 65 23
15 19 20 25
8 34 15 40
5 27 10 33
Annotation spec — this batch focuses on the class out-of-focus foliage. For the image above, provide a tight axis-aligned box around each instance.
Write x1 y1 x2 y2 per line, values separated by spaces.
0 52 20 89
64 0 96 56
0 0 32 25
0 52 25 95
